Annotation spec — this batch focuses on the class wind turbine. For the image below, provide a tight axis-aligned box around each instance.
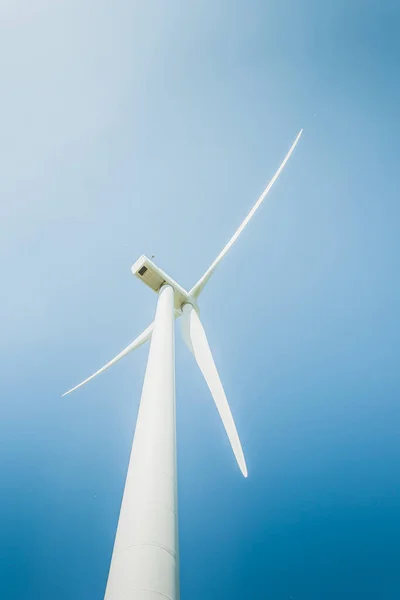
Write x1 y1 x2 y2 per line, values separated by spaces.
63 129 303 600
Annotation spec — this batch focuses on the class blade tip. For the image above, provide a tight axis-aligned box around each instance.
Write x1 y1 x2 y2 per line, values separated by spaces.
62 385 80 397
239 459 248 478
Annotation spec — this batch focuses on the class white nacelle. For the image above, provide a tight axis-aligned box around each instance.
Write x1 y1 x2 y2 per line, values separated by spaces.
131 255 195 312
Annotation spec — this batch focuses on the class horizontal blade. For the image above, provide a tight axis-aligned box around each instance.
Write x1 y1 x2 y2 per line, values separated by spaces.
181 304 247 477
190 129 303 299
62 323 153 397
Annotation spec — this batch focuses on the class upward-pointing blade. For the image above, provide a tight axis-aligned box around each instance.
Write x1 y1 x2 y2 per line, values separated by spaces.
62 323 153 397
189 129 303 299
181 304 248 477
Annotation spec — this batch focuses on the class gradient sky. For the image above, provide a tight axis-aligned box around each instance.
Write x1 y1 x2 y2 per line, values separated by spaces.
1 1 400 598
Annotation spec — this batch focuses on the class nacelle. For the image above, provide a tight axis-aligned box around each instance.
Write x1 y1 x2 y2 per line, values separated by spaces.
131 255 197 313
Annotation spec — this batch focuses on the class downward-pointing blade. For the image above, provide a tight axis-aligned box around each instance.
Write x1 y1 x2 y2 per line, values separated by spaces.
62 323 153 397
189 129 303 299
181 304 248 477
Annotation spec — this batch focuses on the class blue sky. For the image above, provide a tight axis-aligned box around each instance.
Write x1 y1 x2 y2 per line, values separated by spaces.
1 1 399 598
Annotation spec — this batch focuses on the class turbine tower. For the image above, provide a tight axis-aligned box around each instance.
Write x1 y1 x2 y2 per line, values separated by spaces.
63 129 303 600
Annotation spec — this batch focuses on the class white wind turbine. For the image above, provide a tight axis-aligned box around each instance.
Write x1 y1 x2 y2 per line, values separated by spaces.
63 129 303 600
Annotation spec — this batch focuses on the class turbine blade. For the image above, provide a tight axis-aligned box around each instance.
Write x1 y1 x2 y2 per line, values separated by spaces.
181 304 248 477
62 323 153 397
189 129 303 299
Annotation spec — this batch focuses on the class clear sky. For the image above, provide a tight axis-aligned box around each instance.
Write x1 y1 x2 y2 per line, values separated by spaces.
1 1 399 598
